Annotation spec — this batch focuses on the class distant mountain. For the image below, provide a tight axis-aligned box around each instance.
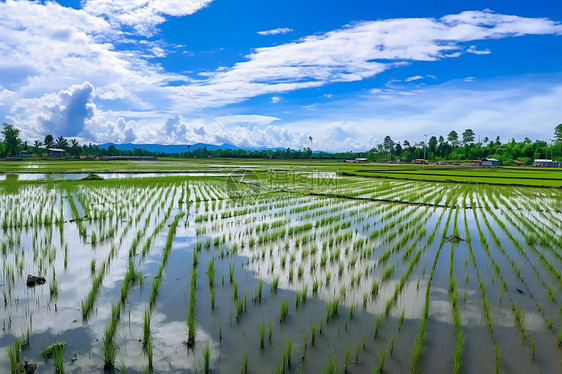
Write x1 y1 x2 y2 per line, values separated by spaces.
95 143 290 153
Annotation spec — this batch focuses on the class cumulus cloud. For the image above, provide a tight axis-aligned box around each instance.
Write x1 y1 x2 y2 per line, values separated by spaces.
271 96 281 103
37 82 96 137
257 27 293 36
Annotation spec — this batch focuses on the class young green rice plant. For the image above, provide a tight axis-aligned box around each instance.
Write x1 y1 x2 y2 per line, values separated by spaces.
323 356 337 374
371 280 379 297
187 268 197 346
382 264 394 282
530 336 536 360
344 348 351 373
49 278 59 297
254 280 263 303
52 343 64 374
146 334 153 371
192 249 198 267
241 350 248 374
312 279 319 294
258 322 265 349
283 339 293 368
296 287 307 308
232 279 239 300
143 308 151 348
495 345 501 374
229 263 235 283
373 315 381 339
269 321 273 344
103 340 117 370
208 256 215 288
235 299 244 321
377 348 387 374
280 299 289 323
203 343 211 374
399 309 405 331
90 259 96 274
326 298 339 320
7 338 23 374
311 323 317 345
271 276 279 292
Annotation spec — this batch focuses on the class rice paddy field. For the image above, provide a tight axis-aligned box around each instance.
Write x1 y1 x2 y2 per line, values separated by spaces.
0 171 561 373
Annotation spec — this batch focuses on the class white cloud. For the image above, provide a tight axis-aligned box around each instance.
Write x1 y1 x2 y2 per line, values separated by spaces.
1 4 561 149
83 0 213 36
257 27 293 36
405 75 424 82
271 96 281 103
185 10 562 107
467 45 491 54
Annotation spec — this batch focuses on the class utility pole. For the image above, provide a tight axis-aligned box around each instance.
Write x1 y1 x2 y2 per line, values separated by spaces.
423 133 428 170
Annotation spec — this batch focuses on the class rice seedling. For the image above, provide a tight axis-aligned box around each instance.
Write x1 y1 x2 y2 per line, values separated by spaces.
254 279 263 303
344 348 351 373
207 256 215 288
326 298 339 320
283 339 293 368
258 322 265 349
373 315 381 339
280 299 289 323
187 267 197 346
399 309 405 331
241 350 248 374
530 336 536 360
7 338 23 374
271 275 279 292
52 344 64 373
203 343 211 373
323 355 337 374
143 308 151 348
495 345 501 374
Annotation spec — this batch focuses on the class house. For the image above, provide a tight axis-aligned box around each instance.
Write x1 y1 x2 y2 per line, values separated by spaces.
47 148 66 157
513 160 526 166
413 159 427 164
481 158 499 167
355 158 368 163
18 150 32 158
395 158 408 163
532 159 562 168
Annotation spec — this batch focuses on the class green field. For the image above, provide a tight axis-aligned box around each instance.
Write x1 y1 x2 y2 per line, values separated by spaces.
1 159 561 187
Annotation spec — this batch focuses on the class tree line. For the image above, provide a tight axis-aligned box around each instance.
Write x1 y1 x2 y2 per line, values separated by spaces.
367 126 562 165
1 123 561 163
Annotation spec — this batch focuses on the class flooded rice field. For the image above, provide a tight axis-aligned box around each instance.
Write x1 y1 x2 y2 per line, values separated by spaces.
0 176 560 373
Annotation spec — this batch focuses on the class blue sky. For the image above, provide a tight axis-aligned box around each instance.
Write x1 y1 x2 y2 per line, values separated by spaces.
1 0 561 151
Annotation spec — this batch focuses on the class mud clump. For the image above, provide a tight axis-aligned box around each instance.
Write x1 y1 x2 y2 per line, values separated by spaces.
445 235 464 243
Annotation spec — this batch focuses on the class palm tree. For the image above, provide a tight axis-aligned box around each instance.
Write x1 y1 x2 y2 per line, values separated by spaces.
56 136 68 150
23 141 28 150
70 139 80 156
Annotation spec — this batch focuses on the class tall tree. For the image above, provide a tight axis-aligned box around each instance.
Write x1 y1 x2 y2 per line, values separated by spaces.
447 130 459 146
428 136 437 153
462 129 475 144
555 123 562 143
383 135 394 155
44 134 54 148
1 123 22 156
